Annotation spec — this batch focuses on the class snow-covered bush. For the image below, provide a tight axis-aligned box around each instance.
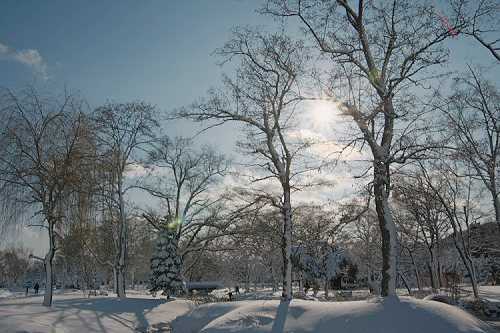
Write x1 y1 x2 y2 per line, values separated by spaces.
293 291 317 301
460 298 490 318
293 242 357 295
424 294 456 305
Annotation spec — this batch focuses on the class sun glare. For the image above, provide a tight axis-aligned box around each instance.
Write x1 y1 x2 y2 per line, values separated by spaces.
312 100 336 123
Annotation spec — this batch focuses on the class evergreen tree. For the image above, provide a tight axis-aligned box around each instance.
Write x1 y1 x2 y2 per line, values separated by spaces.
149 222 186 298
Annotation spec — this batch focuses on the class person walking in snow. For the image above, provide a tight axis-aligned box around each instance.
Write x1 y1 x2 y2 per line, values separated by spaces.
34 282 39 294
235 285 240 294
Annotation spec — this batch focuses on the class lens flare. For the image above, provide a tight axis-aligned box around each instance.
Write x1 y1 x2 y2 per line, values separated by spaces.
168 216 185 229
434 8 457 38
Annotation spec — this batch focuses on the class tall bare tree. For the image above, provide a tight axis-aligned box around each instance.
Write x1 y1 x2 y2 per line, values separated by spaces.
176 27 321 300
262 0 475 296
92 101 159 297
438 66 500 232
0 85 90 306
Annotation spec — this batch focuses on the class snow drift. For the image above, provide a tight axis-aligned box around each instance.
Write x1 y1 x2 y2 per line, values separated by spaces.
171 296 495 332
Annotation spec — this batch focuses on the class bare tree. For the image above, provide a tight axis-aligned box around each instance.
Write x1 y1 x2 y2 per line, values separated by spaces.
139 135 241 283
176 27 322 300
337 194 382 294
126 216 156 291
0 85 90 306
0 243 33 288
438 66 500 232
92 101 159 297
142 136 231 239
262 0 474 296
393 172 451 292
417 160 480 298
56 131 101 295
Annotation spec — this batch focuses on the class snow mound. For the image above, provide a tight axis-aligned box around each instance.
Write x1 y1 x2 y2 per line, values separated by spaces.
171 296 495 332
0 288 13 299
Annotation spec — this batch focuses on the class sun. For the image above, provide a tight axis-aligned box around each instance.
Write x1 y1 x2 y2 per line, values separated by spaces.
305 99 344 136
312 100 336 123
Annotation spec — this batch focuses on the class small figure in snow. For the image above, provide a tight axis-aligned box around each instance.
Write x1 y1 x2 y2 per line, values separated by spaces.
235 285 240 294
228 291 234 301
34 282 40 294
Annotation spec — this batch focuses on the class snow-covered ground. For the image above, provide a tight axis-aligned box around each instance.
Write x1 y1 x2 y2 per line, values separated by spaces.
0 289 192 332
0 286 497 332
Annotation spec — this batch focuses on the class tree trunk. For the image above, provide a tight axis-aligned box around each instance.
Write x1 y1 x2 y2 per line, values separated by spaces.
408 249 422 292
491 188 500 232
269 266 279 292
42 220 56 307
398 270 413 296
131 270 135 290
429 244 440 292
117 261 126 297
117 175 127 298
281 188 293 301
374 163 397 297
112 267 118 294
61 263 67 294
245 261 250 293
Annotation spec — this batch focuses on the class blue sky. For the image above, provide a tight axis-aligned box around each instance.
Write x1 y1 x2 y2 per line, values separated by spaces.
0 1 271 111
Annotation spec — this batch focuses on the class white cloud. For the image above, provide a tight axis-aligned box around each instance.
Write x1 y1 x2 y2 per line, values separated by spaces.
0 43 9 54
290 129 327 141
0 43 52 80
124 160 171 179
288 128 369 161
124 161 149 178
15 224 39 240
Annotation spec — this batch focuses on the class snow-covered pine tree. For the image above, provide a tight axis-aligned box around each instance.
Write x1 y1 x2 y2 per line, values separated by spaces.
149 221 186 298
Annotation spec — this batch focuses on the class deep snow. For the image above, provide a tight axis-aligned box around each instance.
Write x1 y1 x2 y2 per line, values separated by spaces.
171 295 494 332
0 286 497 332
